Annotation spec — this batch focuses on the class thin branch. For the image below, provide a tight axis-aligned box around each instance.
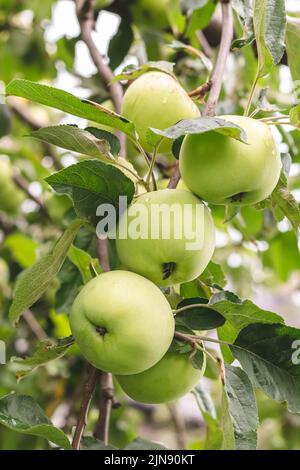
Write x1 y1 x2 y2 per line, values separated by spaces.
93 372 115 444
13 172 51 219
75 0 126 157
188 80 212 99
167 403 187 450
72 365 99 450
23 309 48 341
10 103 63 170
96 238 110 272
168 0 233 189
196 30 213 58
204 0 233 117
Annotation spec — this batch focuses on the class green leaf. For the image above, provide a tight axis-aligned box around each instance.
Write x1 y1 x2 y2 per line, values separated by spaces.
290 106 300 129
30 125 113 160
223 364 258 450
230 323 300 413
12 336 75 381
199 261 226 289
125 438 168 450
210 291 284 362
286 21 300 82
231 0 254 50
271 170 300 232
167 0 186 34
113 61 175 82
4 233 37 268
0 394 71 449
194 383 222 450
221 388 235 450
185 1 216 39
176 297 225 330
191 349 205 370
108 16 134 70
80 436 117 450
253 0 286 77
85 127 120 156
68 245 102 284
6 79 136 139
45 160 135 223
148 117 248 148
9 219 83 325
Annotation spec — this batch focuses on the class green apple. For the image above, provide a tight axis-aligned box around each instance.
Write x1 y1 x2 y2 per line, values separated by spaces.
179 115 281 206
131 0 169 31
117 351 204 403
70 270 175 374
0 159 24 214
121 72 200 153
116 189 215 287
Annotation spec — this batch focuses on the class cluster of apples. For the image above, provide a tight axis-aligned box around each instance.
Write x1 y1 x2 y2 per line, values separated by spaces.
70 71 281 404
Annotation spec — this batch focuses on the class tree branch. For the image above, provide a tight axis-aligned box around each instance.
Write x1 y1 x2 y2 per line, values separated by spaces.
13 171 50 219
72 364 99 450
75 0 126 157
10 103 63 170
204 0 233 117
23 310 48 341
93 371 115 444
168 0 233 189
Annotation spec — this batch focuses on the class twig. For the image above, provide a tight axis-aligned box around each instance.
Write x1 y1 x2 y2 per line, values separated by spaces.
168 0 233 189
167 403 187 449
23 309 48 340
196 30 213 58
10 103 63 170
203 0 233 118
72 364 99 450
188 80 212 99
93 372 115 444
13 172 50 219
75 0 126 157
96 238 110 272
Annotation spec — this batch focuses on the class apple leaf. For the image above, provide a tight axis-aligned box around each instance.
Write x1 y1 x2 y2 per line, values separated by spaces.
30 125 115 160
210 290 284 363
9 219 83 326
148 117 248 148
231 0 255 50
253 0 286 77
11 336 75 381
223 364 258 450
45 160 135 223
285 21 300 82
185 1 216 39
80 436 117 450
0 394 71 449
113 61 175 82
6 79 136 138
176 297 225 330
194 384 222 450
230 323 300 413
125 438 168 450
68 244 102 284
290 105 300 129
199 261 226 289
85 127 120 156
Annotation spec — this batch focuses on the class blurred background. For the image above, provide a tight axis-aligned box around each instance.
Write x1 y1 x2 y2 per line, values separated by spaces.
0 0 300 450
